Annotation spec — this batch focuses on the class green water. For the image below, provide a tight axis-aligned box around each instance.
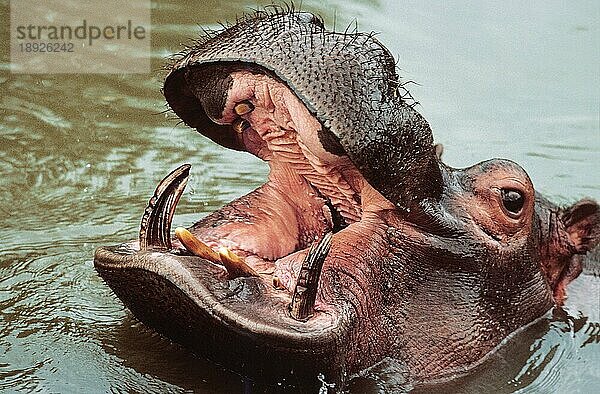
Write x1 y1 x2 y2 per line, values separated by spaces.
1 1 598 392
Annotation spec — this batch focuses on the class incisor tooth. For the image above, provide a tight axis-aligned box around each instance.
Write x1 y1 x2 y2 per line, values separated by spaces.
174 227 259 279
272 275 284 289
232 118 250 134
174 227 221 262
234 101 254 115
218 247 259 278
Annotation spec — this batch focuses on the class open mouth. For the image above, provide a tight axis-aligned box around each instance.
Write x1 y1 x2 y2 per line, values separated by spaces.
93 63 396 384
161 65 382 310
93 10 444 387
92 10 600 391
96 63 390 315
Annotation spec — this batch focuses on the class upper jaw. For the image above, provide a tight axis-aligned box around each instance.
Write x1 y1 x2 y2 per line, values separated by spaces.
164 11 444 211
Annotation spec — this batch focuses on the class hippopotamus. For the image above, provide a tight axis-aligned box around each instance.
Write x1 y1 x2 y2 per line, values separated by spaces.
94 9 600 391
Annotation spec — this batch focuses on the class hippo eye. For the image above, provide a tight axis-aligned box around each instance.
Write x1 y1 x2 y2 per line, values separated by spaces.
501 188 525 216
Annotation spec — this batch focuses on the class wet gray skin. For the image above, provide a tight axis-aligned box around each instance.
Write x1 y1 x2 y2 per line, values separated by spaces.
94 10 600 391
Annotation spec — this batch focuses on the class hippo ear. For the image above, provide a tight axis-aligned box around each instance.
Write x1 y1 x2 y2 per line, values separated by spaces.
560 198 600 254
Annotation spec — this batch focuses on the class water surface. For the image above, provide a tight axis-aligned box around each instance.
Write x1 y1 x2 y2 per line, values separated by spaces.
1 1 598 392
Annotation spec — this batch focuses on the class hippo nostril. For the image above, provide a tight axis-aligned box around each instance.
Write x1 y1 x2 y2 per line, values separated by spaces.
501 188 525 217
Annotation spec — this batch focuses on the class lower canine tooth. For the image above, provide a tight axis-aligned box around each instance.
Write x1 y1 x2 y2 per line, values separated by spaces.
218 247 259 279
232 118 250 134
139 164 190 250
289 232 333 321
174 227 221 262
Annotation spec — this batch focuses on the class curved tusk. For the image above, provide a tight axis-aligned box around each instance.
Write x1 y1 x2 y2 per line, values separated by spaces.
290 232 333 321
139 164 191 250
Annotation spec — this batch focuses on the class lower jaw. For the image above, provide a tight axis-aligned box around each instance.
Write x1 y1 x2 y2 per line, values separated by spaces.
94 164 366 387
94 246 347 388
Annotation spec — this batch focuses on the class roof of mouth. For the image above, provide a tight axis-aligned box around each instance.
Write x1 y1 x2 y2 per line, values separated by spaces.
222 69 363 224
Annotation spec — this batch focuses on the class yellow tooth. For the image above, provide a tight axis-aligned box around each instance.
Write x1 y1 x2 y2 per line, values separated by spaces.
232 118 250 134
175 227 258 279
218 247 259 278
174 227 221 263
272 275 285 289
234 101 254 116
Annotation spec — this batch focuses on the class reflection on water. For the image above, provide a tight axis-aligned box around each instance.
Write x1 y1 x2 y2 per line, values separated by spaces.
0 0 598 392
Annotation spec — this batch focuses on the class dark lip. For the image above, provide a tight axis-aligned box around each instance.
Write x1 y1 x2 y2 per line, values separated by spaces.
94 246 342 343
93 244 348 385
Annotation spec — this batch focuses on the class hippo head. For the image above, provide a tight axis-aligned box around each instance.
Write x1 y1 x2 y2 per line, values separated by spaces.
94 10 600 390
